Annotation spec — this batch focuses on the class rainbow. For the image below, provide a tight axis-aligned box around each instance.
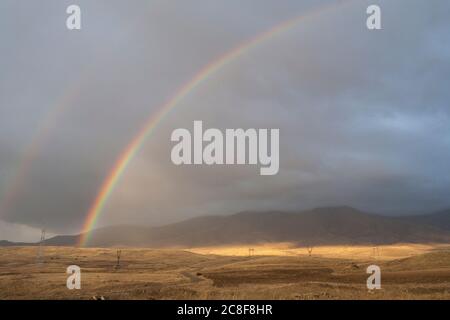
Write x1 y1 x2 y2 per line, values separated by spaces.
0 82 83 219
0 10 153 221
78 0 352 246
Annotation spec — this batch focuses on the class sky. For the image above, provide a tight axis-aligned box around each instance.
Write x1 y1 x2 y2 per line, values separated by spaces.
0 0 450 241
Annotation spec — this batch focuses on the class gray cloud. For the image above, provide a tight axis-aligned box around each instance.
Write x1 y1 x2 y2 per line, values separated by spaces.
1 0 450 239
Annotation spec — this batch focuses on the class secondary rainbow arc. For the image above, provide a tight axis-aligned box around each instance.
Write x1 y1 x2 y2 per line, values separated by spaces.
78 0 352 247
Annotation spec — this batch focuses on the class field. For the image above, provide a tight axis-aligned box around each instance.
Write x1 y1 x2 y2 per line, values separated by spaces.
1 244 449 300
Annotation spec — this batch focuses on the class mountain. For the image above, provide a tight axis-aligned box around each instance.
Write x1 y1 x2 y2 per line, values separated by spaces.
44 234 80 246
2 207 450 247
0 240 33 246
403 209 450 232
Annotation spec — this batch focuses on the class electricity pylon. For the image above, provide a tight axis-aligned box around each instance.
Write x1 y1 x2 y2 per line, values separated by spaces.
36 229 46 265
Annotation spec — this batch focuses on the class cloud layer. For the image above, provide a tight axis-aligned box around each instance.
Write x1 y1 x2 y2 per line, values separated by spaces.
1 0 449 240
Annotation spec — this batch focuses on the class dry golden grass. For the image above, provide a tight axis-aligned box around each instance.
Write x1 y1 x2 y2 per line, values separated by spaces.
0 244 449 300
187 243 448 260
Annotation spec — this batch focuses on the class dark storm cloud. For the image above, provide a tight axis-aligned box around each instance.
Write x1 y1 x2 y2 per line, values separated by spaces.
1 0 450 238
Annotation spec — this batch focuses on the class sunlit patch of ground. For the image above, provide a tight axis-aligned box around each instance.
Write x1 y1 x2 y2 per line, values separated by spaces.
0 244 449 299
187 243 450 261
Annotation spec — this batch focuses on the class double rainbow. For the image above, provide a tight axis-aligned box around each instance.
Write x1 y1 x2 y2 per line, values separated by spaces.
78 0 351 246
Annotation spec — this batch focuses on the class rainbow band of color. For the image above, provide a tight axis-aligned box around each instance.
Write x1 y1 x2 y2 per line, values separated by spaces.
78 0 351 247
0 83 82 218
0 10 153 220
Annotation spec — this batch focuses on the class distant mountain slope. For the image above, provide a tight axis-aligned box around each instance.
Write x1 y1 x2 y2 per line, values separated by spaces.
45 234 80 246
129 206 449 247
70 206 450 247
2 207 450 247
404 209 450 231
0 240 34 247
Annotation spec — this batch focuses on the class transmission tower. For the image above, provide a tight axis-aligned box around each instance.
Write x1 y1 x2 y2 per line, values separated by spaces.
36 229 46 264
115 249 122 269
372 246 379 258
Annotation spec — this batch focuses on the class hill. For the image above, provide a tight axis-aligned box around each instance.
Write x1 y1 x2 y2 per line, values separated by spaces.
2 207 450 247
403 209 450 231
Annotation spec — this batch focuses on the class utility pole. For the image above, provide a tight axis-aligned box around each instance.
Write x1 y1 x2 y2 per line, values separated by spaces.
115 249 122 269
37 229 46 265
372 246 379 259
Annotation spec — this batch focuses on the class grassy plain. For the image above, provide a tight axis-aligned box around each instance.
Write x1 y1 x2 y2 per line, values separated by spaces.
1 244 449 299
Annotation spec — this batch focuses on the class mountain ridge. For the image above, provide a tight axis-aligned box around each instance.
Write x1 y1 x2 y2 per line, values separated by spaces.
2 206 450 247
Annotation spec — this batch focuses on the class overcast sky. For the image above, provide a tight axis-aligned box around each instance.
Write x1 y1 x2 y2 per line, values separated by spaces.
1 0 449 241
